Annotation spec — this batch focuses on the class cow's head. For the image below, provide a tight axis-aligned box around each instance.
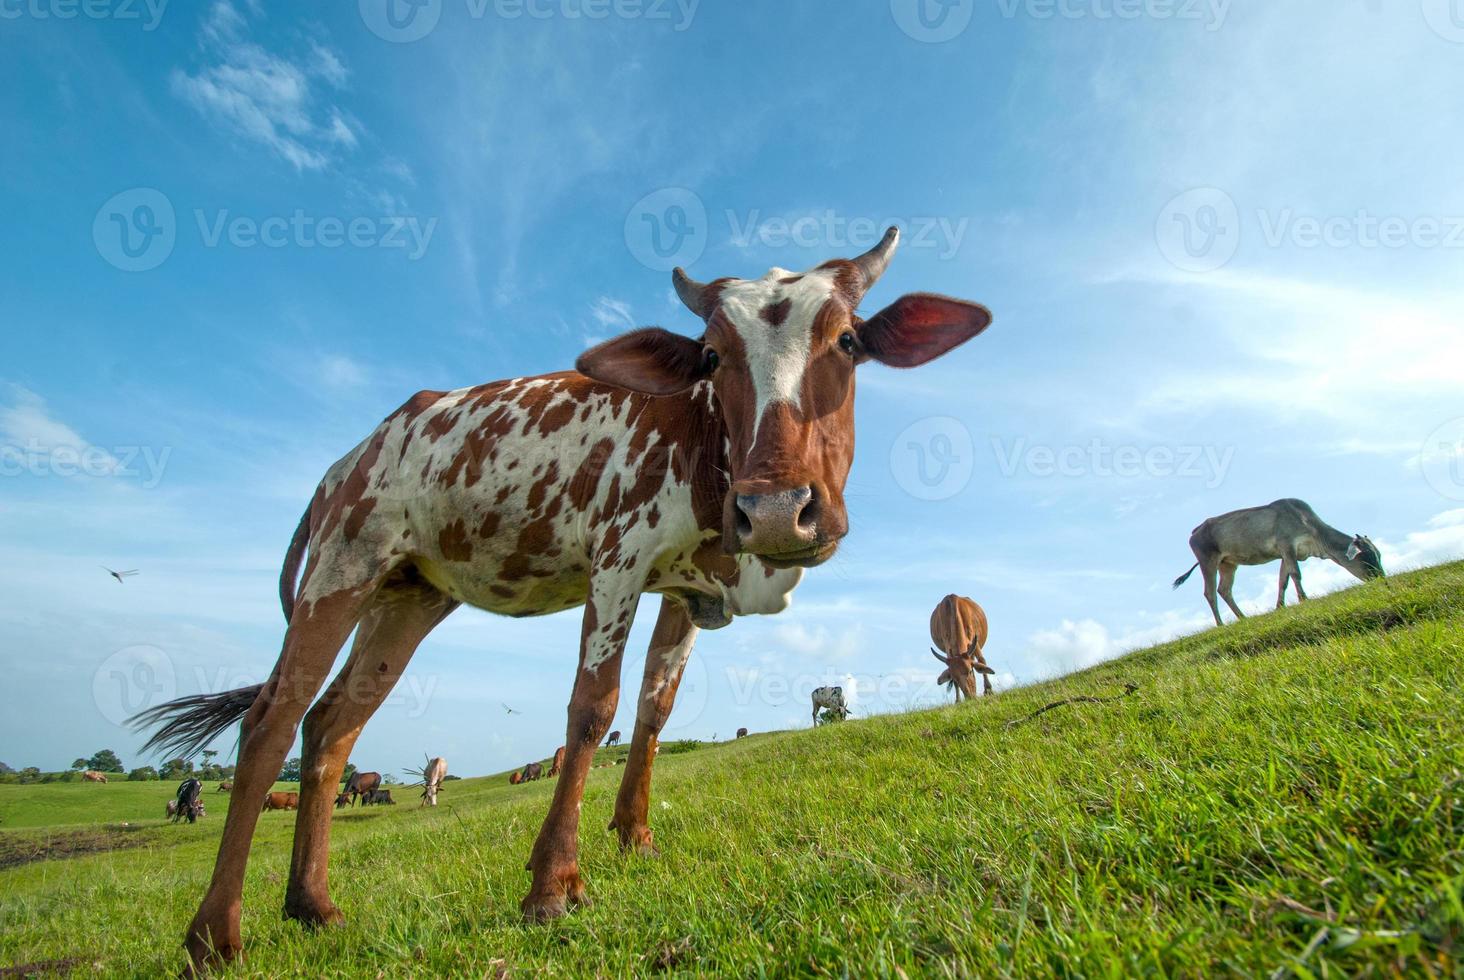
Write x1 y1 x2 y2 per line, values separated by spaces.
1342 534 1385 579
931 646 995 700
577 227 992 568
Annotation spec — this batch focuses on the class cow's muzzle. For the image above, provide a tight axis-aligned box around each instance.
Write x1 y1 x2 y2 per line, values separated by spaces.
732 486 836 567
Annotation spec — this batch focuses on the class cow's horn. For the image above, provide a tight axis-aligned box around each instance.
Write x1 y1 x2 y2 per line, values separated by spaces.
852 226 900 292
930 647 950 664
672 267 714 319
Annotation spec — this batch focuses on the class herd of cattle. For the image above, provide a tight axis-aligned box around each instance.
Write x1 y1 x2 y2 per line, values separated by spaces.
159 758 448 822
124 230 1390 974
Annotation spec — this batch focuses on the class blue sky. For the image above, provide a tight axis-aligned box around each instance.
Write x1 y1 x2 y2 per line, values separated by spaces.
2 0 1462 778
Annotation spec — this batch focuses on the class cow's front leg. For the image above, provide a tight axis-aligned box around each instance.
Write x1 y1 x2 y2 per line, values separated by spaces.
610 596 698 856
521 582 640 922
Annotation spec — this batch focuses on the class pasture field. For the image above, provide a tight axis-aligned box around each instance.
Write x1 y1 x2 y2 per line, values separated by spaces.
2 562 1462 977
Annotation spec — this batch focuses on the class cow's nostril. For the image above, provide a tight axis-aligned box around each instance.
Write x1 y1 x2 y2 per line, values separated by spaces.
734 502 753 539
795 486 819 532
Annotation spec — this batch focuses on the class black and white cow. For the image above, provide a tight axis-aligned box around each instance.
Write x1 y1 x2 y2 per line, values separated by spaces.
811 686 849 725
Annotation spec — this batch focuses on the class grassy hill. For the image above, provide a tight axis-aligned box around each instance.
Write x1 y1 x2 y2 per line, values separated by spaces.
2 561 1461 977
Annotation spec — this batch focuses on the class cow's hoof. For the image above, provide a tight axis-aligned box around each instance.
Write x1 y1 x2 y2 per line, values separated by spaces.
520 870 589 923
613 824 660 857
283 895 345 929
183 919 242 976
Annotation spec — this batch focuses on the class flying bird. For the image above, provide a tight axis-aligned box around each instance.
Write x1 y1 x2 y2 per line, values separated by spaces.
102 567 139 584
501 703 520 715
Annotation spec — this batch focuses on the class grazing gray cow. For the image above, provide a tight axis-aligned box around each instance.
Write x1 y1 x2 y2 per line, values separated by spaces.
1174 498 1384 626
810 686 849 725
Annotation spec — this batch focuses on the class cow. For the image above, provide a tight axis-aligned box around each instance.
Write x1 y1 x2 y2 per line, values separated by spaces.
363 788 395 806
166 799 178 819
344 770 381 807
522 762 544 782
736 727 748 739
929 594 996 701
811 686 849 725
1174 498 1384 627
130 227 992 969
509 771 524 786
421 757 447 807
217 781 233 793
174 778 204 824
604 731 621 748
547 747 565 778
263 792 299 811
334 793 352 809
82 770 107 783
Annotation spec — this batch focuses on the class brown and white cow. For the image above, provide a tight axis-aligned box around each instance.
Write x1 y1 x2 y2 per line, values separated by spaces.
509 771 524 786
132 227 992 971
82 770 107 783
547 747 565 778
930 594 995 700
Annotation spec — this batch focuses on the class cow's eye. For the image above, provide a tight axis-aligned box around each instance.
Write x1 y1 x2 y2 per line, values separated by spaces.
837 332 857 355
703 348 720 373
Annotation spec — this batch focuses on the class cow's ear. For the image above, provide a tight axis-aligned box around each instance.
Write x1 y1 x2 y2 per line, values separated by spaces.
937 668 952 686
576 328 707 395
857 293 992 368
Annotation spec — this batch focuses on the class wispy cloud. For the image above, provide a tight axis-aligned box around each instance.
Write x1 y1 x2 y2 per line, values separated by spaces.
0 385 118 474
172 1 358 172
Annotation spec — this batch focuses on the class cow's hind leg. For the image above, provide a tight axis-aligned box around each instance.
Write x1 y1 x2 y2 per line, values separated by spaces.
522 582 640 921
1200 559 1223 627
184 581 376 973
1218 562 1245 620
1277 559 1292 609
284 569 456 927
610 597 697 857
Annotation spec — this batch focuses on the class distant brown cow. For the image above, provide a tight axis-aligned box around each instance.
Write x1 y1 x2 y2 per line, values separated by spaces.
217 781 233 793
736 727 748 738
547 747 565 778
263 792 299 811
334 793 352 809
82 770 107 783
930 594 996 701
522 762 544 782
344 770 381 805
509 771 523 786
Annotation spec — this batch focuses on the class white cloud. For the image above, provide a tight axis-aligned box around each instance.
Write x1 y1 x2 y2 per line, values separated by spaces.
0 385 118 474
589 297 635 331
172 2 359 172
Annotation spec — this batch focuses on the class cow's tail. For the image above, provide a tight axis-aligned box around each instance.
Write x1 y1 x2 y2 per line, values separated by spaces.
280 502 313 624
129 683 266 761
1172 562 1200 590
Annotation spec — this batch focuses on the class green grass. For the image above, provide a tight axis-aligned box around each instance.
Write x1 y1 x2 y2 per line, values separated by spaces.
2 562 1462 977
